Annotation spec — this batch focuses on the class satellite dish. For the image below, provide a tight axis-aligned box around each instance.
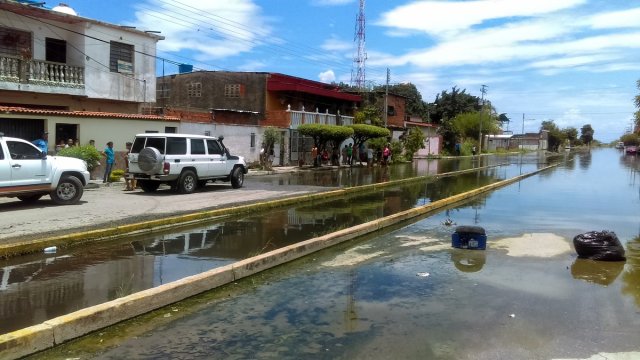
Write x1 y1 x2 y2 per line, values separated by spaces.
52 3 78 16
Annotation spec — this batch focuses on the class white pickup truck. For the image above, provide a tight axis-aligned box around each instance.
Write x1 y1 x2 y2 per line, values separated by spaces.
0 133 90 205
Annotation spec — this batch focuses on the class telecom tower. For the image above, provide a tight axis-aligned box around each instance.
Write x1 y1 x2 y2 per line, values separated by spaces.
351 0 366 90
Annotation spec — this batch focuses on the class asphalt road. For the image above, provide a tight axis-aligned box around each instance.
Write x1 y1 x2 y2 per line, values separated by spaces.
0 171 333 246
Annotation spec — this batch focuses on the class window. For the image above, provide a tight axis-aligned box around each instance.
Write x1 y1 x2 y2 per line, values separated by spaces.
165 126 177 133
0 27 31 58
250 133 256 148
110 41 134 73
7 141 42 160
387 106 396 116
190 139 205 155
188 82 202 97
0 143 4 160
166 137 187 155
224 84 241 98
206 139 223 155
145 137 166 154
157 81 171 98
45 38 66 63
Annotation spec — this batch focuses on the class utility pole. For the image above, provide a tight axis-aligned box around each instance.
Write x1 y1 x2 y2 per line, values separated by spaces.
478 85 487 153
384 68 390 127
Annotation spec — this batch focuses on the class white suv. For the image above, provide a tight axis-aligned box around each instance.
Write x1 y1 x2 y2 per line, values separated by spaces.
0 133 90 205
128 133 247 194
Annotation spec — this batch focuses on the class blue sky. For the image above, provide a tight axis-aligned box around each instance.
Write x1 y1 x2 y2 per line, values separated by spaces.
62 0 640 142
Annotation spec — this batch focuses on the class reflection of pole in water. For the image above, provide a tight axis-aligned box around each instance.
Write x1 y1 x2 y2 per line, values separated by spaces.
345 269 358 332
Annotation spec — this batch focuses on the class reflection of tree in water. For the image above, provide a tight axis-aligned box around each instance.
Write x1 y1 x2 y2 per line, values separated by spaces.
578 151 592 170
424 172 495 202
619 153 640 172
621 236 640 307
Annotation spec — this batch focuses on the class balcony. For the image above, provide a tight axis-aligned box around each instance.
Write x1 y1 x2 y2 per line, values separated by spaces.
285 106 354 129
0 55 85 89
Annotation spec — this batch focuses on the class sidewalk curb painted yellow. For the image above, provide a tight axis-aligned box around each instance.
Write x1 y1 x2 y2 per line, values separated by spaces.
0 164 557 359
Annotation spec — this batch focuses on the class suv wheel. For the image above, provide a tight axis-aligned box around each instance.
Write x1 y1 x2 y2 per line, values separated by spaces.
230 167 244 189
177 170 197 194
51 176 83 205
139 180 160 193
138 147 163 175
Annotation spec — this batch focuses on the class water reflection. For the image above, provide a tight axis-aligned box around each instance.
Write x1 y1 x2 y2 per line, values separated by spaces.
570 258 624 286
450 249 486 272
622 236 640 307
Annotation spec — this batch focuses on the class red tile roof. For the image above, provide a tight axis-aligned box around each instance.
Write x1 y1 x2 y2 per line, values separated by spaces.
0 106 180 121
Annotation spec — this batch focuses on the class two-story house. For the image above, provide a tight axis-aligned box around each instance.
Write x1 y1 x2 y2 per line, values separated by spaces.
155 71 362 165
0 0 178 156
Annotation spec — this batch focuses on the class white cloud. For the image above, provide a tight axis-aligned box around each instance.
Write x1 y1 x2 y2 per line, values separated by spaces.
318 69 336 83
311 0 354 6
133 0 272 59
237 60 268 71
587 7 640 29
377 0 586 36
321 37 352 52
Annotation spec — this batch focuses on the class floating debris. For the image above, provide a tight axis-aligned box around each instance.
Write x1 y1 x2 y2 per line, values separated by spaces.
416 272 430 277
442 218 456 226
43 246 57 254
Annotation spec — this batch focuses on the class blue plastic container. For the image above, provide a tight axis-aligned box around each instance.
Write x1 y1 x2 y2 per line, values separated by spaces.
452 226 487 250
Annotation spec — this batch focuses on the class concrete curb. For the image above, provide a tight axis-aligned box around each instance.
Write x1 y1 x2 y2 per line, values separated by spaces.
0 163 557 359
0 163 509 258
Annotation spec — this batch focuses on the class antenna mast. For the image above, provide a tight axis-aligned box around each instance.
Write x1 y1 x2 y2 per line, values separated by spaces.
351 0 366 90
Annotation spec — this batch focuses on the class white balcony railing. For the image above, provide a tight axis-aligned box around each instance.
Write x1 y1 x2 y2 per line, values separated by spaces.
287 106 354 129
0 55 84 88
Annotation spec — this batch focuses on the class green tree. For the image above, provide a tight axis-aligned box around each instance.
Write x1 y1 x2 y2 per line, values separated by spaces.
452 111 500 142
298 124 353 150
580 124 594 146
348 124 390 155
563 127 578 146
402 127 425 161
429 86 482 124
354 105 383 127
620 133 640 146
261 127 282 169
541 120 565 152
635 80 640 132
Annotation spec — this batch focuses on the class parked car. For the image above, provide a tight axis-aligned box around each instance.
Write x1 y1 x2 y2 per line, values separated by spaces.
625 146 637 155
127 133 247 194
0 133 90 205
615 141 624 149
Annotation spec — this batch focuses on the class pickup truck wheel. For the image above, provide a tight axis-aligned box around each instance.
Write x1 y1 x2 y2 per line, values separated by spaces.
230 167 244 189
139 180 160 193
51 176 83 205
178 170 197 194
17 194 43 203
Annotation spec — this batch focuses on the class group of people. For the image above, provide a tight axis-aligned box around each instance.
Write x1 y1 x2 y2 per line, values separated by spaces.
309 142 392 167
30 132 134 190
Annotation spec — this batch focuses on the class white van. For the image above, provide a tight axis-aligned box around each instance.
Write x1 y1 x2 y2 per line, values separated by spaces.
128 133 247 193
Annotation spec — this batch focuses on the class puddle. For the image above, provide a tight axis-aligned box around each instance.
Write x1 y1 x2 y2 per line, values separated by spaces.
493 233 572 258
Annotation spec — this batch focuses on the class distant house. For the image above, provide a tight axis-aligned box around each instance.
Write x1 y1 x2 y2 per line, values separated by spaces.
154 71 361 165
509 131 549 151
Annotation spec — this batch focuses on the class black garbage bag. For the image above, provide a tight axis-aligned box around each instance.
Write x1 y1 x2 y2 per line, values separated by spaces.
573 231 626 262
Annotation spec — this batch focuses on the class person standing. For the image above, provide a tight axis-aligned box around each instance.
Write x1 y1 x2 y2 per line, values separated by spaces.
124 142 137 191
382 143 391 166
32 132 48 154
366 147 373 167
346 143 353 165
102 141 115 184
311 145 318 167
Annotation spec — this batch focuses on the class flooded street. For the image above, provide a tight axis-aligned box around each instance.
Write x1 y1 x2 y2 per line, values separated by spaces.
30 148 640 359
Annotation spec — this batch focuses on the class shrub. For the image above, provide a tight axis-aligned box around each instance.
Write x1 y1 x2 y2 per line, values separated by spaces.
57 145 101 172
109 169 125 182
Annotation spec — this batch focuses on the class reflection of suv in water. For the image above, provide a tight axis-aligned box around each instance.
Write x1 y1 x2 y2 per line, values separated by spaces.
0 133 90 205
128 133 247 194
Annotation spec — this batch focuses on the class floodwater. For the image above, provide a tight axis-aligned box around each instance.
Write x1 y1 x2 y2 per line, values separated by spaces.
0 154 548 335
29 148 640 359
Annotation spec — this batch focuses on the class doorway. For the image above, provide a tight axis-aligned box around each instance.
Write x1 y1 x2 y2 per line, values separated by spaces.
55 123 78 148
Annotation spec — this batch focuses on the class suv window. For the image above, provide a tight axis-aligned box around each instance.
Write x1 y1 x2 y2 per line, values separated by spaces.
7 141 42 160
0 143 4 160
206 139 224 155
131 137 147 153
190 139 205 155
167 137 187 155
146 137 167 154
